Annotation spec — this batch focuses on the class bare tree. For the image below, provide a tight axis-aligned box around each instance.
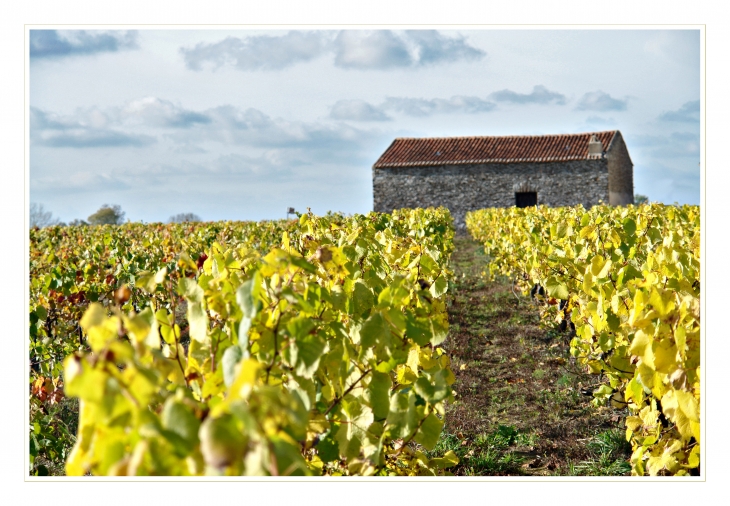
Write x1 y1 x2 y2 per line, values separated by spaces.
169 212 201 223
29 203 60 228
88 204 126 225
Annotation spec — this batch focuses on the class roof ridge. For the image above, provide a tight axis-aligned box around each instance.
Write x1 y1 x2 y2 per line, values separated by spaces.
391 131 618 141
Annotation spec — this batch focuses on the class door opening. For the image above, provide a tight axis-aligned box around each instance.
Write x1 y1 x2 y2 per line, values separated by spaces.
515 191 537 208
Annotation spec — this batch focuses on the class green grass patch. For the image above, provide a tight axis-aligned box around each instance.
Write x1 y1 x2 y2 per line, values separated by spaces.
427 425 539 476
566 429 632 476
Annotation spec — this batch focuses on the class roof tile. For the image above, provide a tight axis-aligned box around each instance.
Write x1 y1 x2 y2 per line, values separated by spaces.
373 131 617 167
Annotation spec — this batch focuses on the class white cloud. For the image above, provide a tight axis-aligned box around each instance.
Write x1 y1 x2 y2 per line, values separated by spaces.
329 100 391 121
576 91 628 111
382 96 496 116
181 31 332 71
30 107 155 148
490 85 566 105
657 100 700 123
405 30 485 65
332 31 413 69
179 30 485 72
122 97 211 128
30 30 138 59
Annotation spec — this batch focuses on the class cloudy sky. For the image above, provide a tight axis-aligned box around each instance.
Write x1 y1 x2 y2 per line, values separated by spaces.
29 28 701 223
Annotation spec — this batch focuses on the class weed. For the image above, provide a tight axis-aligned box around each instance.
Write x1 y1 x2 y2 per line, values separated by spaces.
556 373 573 387
570 429 632 476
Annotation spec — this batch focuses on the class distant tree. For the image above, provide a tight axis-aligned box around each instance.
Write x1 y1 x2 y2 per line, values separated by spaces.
29 203 60 228
169 212 201 223
88 204 126 225
634 194 649 205
68 219 89 227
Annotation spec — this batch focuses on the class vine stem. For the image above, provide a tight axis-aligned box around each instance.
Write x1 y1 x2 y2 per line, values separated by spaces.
324 368 372 416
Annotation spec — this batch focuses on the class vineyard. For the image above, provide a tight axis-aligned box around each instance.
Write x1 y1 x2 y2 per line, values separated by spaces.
467 203 700 475
28 204 700 476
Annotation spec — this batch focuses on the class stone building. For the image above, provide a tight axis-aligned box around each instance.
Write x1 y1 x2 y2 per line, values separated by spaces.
372 130 634 230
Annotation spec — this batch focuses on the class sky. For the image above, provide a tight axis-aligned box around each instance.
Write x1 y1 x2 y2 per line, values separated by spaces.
29 28 701 224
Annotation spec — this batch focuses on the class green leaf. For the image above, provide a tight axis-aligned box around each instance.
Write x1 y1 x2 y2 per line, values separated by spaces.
199 414 246 470
623 218 637 236
428 449 459 469
293 332 327 379
124 307 159 348
35 306 47 321
429 275 448 298
618 264 642 284
606 309 620 332
286 316 316 340
187 301 208 344
414 372 450 404
350 281 374 317
413 413 443 451
270 433 310 476
366 371 392 420
419 253 438 276
316 427 340 463
137 267 167 293
545 277 569 300
238 317 252 358
335 399 374 460
222 345 243 388
178 277 204 304
360 311 390 350
63 356 106 403
162 397 201 456
405 314 432 346
236 278 258 319
386 391 419 439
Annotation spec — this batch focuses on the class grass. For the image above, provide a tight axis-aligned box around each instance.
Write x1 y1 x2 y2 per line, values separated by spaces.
567 429 633 476
425 425 541 476
436 236 629 476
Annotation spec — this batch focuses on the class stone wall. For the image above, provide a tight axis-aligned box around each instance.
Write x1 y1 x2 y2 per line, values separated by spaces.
606 132 635 205
373 160 609 231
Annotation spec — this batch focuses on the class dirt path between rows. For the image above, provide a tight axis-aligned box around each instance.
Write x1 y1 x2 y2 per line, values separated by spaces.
434 236 631 476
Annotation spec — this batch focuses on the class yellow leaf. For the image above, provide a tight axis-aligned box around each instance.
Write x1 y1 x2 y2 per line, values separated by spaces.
661 389 699 441
647 440 680 476
221 358 261 409
629 289 648 327
674 325 687 360
590 255 606 277
407 345 420 372
691 421 700 443
629 330 652 364
649 288 675 318
583 267 594 294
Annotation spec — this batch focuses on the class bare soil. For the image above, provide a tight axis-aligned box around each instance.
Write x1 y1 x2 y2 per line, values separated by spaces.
438 236 630 476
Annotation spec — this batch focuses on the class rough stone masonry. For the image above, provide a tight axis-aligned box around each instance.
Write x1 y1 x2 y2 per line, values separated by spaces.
372 131 634 231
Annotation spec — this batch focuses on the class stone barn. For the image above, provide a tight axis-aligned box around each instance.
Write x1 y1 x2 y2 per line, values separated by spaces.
372 130 634 230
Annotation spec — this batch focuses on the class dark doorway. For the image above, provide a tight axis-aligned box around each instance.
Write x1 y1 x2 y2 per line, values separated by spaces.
515 191 537 208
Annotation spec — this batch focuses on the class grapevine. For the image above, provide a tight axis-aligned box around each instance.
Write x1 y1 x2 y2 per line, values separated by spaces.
466 203 700 476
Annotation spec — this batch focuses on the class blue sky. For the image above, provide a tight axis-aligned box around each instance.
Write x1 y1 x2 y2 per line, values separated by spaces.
29 28 701 223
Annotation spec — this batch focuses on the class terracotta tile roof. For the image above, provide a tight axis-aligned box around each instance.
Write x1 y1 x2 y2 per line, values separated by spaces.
373 131 617 168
